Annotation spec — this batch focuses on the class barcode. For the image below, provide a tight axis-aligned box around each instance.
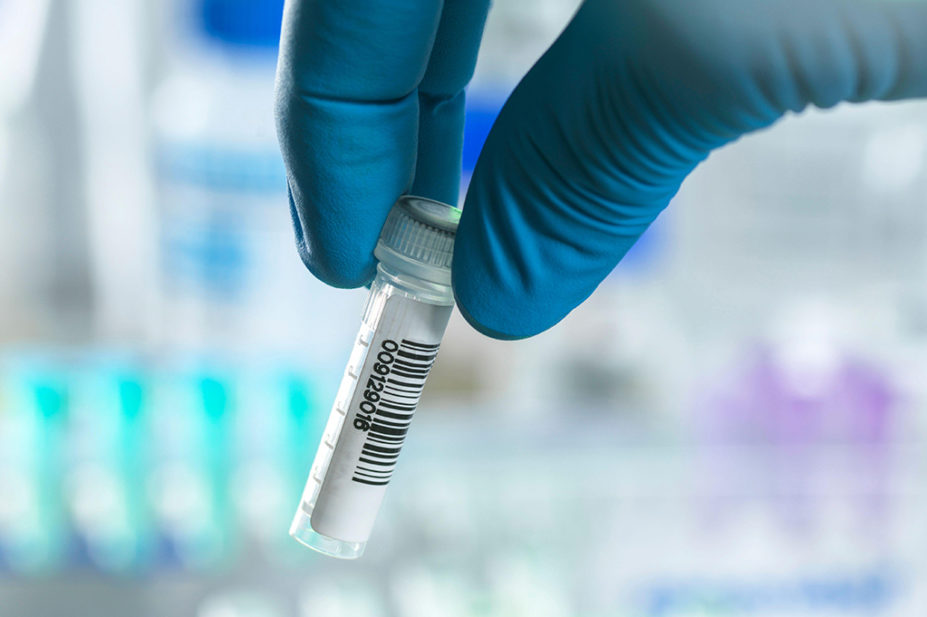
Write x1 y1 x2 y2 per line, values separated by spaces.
351 339 439 486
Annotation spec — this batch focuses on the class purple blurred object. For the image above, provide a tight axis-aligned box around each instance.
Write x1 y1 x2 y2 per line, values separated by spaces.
696 342 898 535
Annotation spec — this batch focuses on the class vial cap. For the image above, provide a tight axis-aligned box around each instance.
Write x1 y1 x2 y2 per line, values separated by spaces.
374 196 461 285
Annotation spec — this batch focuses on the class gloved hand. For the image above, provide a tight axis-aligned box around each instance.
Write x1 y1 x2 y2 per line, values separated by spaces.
276 0 927 340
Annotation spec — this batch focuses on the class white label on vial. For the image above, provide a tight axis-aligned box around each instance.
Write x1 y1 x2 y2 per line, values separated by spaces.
311 293 452 543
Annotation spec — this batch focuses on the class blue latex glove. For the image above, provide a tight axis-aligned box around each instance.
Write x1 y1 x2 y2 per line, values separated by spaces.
276 0 927 340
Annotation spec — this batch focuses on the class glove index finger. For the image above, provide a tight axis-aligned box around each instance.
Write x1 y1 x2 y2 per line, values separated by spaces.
411 0 491 206
276 0 444 288
279 0 444 102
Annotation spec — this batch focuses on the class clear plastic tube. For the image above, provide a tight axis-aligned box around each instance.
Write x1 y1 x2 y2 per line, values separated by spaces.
289 196 459 559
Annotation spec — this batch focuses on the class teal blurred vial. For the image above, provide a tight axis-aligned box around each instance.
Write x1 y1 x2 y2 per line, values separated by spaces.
148 365 236 569
65 362 152 571
0 358 68 573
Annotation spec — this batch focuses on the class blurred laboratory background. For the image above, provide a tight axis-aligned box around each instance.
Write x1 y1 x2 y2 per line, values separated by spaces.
3 0 927 615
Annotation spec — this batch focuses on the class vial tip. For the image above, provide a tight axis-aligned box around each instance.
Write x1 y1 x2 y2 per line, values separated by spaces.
289 508 366 560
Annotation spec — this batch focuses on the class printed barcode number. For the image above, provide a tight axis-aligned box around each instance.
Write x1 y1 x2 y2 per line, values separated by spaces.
351 338 439 486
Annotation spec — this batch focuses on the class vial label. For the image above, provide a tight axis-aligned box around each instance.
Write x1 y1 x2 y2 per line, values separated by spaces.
349 337 438 485
311 292 452 543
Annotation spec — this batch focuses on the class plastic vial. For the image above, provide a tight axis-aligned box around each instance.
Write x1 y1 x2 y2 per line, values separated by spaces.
290 196 460 559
